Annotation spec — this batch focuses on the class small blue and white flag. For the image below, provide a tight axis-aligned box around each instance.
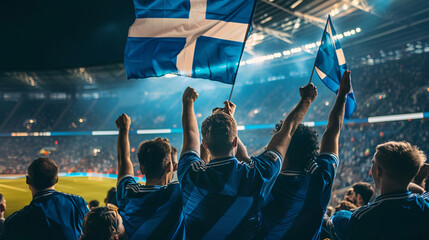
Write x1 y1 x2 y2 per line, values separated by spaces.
124 0 256 85
314 16 357 118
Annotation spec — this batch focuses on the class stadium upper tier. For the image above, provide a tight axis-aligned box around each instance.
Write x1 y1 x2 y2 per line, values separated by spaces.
0 52 428 132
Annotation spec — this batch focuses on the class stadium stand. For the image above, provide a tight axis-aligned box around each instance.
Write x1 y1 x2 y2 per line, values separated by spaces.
1 53 428 195
1 0 429 238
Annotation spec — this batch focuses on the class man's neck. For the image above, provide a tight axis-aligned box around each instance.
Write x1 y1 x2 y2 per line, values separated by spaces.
210 153 235 161
30 186 55 198
0 213 4 219
379 179 408 196
146 177 169 186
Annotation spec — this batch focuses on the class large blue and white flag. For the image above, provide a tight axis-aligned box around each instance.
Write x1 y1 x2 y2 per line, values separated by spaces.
314 16 357 118
124 0 256 85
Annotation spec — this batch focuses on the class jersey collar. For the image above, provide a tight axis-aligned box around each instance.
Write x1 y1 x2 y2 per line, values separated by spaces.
33 189 56 200
374 191 411 202
208 156 237 165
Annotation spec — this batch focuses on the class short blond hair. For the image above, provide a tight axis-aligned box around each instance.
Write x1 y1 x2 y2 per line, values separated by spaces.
375 141 426 182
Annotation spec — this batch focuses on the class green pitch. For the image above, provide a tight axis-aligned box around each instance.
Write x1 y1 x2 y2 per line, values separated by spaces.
0 177 123 218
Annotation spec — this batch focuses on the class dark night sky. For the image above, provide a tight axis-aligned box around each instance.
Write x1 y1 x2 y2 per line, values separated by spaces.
0 0 135 71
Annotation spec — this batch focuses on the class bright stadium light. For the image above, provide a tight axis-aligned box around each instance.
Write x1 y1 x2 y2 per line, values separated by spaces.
243 27 362 65
290 0 303 9
165 74 177 78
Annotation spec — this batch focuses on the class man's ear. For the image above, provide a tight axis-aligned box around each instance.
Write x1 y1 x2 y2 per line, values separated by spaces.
166 161 173 173
377 166 383 177
233 136 238 148
202 140 208 150
54 176 59 184
26 175 30 185
173 162 178 172
356 193 364 206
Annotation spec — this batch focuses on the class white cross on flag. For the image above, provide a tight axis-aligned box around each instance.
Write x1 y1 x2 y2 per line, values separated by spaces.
124 0 256 84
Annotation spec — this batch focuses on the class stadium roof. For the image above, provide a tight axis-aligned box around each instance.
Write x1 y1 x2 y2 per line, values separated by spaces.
1 0 429 91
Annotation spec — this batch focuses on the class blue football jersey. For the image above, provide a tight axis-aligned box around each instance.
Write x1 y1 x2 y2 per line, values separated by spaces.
178 150 281 240
260 153 339 240
346 191 429 240
117 176 183 240
4 189 89 240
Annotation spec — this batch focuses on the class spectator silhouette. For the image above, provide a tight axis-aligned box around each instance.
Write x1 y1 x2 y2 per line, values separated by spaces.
178 83 316 239
0 193 6 235
104 188 118 207
260 71 351 239
115 114 182 239
4 158 89 240
80 205 127 240
346 141 429 239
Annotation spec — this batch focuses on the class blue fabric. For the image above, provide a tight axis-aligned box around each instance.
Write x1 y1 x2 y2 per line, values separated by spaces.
205 0 255 23
125 37 185 79
178 151 281 239
346 191 429 239
4 189 89 240
117 176 183 240
315 16 357 118
331 210 353 239
124 0 257 84
134 0 190 19
421 191 429 200
260 153 339 240
192 36 243 84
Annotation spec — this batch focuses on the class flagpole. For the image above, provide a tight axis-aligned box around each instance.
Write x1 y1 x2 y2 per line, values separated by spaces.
309 15 330 84
228 2 257 102
228 84 235 101
308 64 316 84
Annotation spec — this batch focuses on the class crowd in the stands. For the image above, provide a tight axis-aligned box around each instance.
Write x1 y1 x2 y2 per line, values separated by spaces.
0 53 428 239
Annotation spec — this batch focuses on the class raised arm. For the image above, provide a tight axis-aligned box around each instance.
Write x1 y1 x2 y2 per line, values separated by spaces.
222 100 250 163
412 163 429 189
115 113 134 181
236 138 251 163
266 83 317 160
320 70 350 155
181 87 200 156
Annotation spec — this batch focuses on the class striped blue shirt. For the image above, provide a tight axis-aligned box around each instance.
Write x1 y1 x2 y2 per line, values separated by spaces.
260 153 339 240
178 150 282 240
421 191 429 200
4 189 89 240
346 191 429 240
117 176 183 240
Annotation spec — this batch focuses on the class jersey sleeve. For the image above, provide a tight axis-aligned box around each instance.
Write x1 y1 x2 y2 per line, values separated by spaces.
77 196 90 216
177 151 205 184
251 150 282 199
316 153 339 192
331 210 352 240
116 175 137 210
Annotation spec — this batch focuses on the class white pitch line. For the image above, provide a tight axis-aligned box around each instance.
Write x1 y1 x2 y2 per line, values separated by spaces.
0 183 28 192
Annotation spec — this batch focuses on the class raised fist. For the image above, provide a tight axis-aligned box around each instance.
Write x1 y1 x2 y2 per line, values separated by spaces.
223 101 236 117
299 83 318 103
115 113 131 130
338 70 351 96
182 86 199 105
